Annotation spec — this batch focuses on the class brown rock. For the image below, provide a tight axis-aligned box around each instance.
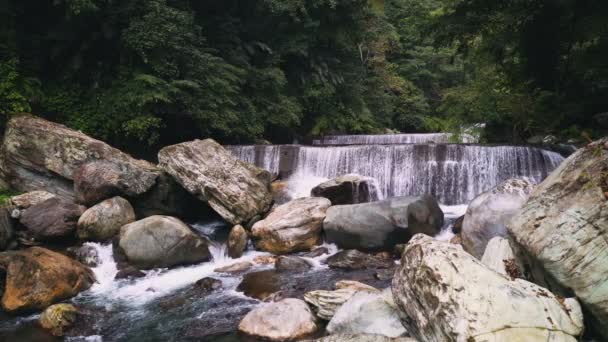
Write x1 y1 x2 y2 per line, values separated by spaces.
0 247 94 312
227 225 247 258
252 197 331 254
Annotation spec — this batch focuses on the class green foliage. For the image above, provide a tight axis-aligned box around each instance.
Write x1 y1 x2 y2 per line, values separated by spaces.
0 0 605 149
0 58 31 115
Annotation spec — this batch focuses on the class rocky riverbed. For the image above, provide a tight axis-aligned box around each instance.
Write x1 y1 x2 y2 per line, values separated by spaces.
0 114 605 342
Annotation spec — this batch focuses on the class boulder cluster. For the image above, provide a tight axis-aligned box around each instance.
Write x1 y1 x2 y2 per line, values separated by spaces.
0 114 606 341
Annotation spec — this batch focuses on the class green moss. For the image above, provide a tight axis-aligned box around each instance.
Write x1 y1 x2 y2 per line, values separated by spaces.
0 189 20 205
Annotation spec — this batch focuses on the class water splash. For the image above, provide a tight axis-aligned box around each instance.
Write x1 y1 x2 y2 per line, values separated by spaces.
284 171 328 199
81 243 270 307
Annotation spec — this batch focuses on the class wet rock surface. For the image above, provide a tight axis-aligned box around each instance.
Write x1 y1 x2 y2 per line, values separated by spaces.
311 174 380 205
252 197 331 254
237 266 392 302
323 195 443 250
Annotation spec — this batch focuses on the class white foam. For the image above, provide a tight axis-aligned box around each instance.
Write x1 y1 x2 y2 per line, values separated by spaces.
440 204 468 218
284 171 328 199
84 243 270 307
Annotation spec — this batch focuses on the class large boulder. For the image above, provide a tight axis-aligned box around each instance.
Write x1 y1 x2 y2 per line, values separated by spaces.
238 298 318 341
327 290 407 338
461 178 534 259
73 160 158 206
77 196 136 241
323 195 443 250
0 115 159 200
0 247 94 312
392 235 584 342
508 139 608 338
252 197 331 254
311 174 380 205
158 139 272 225
118 215 210 269
19 197 86 241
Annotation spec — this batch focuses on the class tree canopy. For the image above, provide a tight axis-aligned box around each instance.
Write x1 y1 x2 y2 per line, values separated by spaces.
1 0 606 154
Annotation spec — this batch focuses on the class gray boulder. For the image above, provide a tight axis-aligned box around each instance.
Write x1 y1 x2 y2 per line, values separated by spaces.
158 139 272 225
462 178 534 259
252 197 331 254
311 174 380 205
19 198 86 241
0 115 159 200
392 235 584 342
118 215 210 269
508 138 608 338
77 197 136 241
323 195 443 250
327 290 407 338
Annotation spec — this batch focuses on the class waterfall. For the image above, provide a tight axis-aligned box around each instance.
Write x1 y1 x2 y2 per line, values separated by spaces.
312 133 477 145
228 144 564 205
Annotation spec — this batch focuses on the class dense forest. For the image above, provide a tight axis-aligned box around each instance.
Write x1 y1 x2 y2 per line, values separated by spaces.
1 0 607 155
